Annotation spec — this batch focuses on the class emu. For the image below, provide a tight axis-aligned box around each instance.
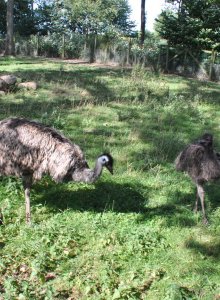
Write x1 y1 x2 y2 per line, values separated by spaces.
0 117 114 224
175 133 220 224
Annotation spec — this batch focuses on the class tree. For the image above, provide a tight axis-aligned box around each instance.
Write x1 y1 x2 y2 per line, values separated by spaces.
140 0 146 45
1 0 134 39
0 0 38 37
156 0 220 52
66 0 133 35
5 0 15 55
14 0 37 36
0 0 6 34
63 0 134 61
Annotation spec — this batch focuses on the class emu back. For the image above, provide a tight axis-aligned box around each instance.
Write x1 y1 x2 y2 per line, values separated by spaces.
175 133 220 224
0 117 87 182
175 136 220 184
0 118 113 224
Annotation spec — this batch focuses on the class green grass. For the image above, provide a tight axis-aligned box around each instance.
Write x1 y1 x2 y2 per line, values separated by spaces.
0 57 220 299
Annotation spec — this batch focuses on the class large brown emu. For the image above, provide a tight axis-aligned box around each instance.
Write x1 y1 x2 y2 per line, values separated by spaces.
0 117 114 224
175 133 220 224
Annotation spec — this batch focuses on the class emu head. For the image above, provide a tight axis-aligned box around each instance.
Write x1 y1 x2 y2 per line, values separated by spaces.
63 153 114 183
198 133 213 148
98 153 114 174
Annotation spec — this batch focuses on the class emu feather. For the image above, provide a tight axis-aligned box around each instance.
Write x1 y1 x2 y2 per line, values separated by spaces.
0 118 113 224
175 133 220 224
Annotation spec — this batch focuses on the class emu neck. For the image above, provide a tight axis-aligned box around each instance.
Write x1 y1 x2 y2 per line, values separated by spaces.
93 160 103 180
72 160 103 183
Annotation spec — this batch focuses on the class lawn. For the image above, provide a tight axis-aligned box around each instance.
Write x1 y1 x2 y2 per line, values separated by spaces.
0 57 220 299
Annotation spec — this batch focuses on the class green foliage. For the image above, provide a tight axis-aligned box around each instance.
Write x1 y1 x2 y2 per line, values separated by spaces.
0 0 134 40
14 32 85 58
14 0 37 36
0 0 37 36
0 58 220 298
0 0 6 34
156 0 220 51
66 0 134 35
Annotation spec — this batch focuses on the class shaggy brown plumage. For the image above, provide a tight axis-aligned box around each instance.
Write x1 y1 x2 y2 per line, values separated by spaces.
175 133 220 224
0 118 114 224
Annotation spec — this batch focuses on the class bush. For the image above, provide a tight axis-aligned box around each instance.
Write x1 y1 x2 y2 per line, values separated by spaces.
14 33 85 58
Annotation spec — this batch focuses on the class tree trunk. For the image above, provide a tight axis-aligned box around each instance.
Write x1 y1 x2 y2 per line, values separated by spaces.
89 34 96 63
5 0 15 56
165 45 169 73
62 33 65 58
36 34 39 56
209 49 216 81
140 0 146 46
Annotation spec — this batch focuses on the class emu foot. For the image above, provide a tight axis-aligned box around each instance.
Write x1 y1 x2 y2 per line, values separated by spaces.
202 217 209 226
0 210 3 225
193 207 198 213
25 212 31 225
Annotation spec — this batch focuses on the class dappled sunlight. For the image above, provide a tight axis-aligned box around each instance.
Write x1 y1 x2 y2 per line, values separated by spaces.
0 58 220 299
185 235 220 259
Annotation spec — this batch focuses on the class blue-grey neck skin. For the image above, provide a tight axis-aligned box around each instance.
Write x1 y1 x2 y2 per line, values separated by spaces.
71 159 103 183
93 159 103 180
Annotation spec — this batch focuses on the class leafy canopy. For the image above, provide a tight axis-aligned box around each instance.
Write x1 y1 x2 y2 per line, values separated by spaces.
156 0 220 51
0 0 134 37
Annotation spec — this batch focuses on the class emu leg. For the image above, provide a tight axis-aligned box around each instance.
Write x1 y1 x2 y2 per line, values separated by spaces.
22 174 33 224
0 209 3 225
196 183 208 225
193 191 199 213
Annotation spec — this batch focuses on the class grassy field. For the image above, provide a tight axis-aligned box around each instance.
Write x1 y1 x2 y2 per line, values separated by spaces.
0 57 220 299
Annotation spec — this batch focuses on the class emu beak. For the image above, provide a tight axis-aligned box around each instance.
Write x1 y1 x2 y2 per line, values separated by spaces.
106 165 113 175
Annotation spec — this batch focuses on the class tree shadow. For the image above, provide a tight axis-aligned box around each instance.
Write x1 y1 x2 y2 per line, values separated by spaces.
0 241 5 249
0 65 133 124
203 183 220 211
1 59 220 227
185 237 220 259
4 66 130 104
128 98 220 181
172 179 220 214
136 187 199 227
185 79 220 105
165 75 220 104
161 181 220 226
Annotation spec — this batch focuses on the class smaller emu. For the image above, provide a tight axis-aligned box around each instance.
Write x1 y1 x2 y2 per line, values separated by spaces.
0 118 114 224
175 133 220 224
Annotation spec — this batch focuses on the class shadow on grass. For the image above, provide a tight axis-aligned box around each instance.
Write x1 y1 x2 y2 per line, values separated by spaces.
0 242 5 249
3 67 127 103
0 59 220 227
205 183 220 210
136 109 208 165
1 175 219 228
0 66 132 124
135 181 220 227
32 179 198 227
32 180 148 214
186 79 220 104
173 180 220 213
0 61 218 152
137 203 197 227
185 238 220 259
